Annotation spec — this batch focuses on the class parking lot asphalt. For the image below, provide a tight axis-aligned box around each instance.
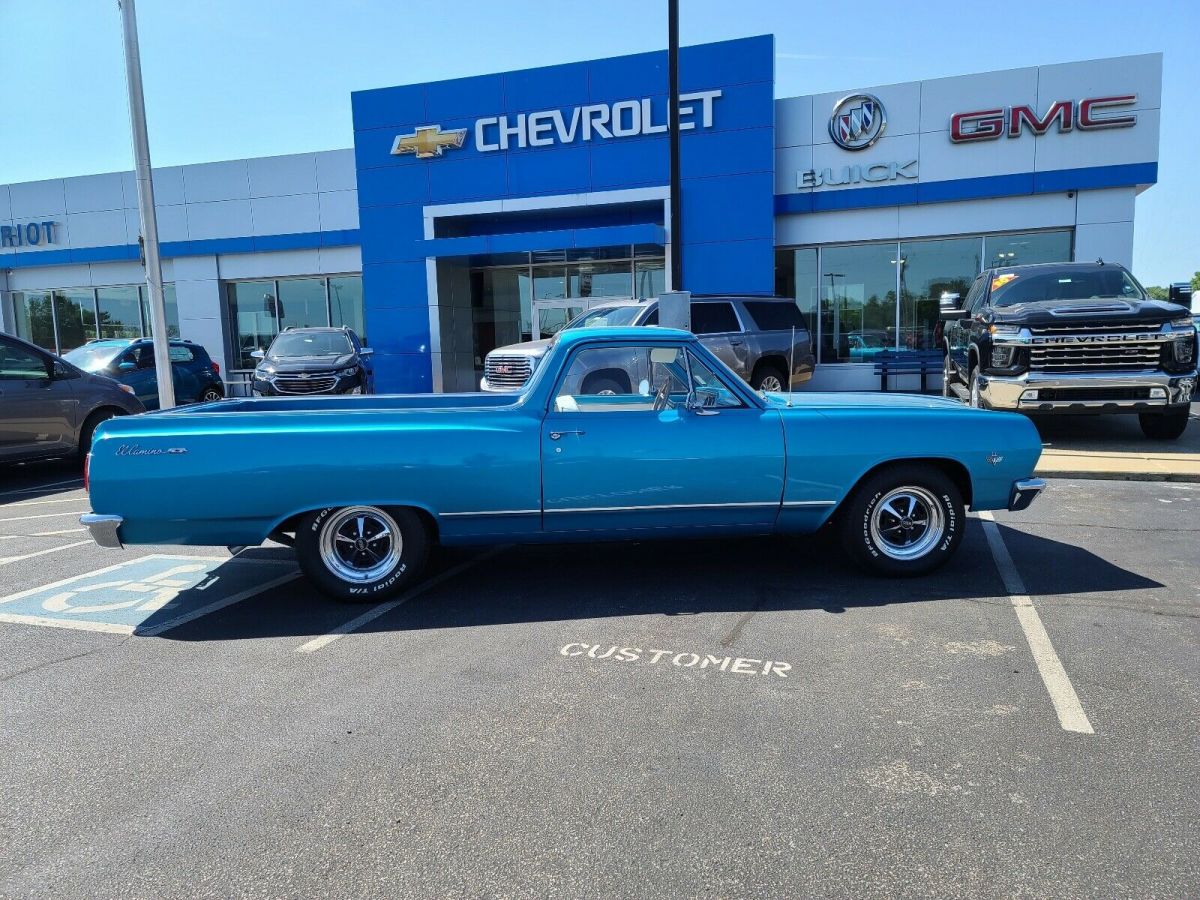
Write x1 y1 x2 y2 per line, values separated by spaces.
0 459 1197 898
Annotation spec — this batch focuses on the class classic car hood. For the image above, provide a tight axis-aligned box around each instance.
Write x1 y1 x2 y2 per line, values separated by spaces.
265 353 357 373
991 297 1188 327
487 339 552 358
763 391 967 411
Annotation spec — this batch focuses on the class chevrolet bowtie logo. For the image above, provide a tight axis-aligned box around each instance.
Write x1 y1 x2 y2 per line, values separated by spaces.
390 124 467 159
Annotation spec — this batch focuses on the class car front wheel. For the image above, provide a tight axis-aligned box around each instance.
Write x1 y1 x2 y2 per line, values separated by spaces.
296 505 429 603
838 464 964 577
1139 408 1190 440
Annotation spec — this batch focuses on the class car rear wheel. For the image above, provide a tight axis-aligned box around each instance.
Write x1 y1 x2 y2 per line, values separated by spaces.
199 386 224 403
1139 408 1190 440
296 505 429 603
752 365 787 393
838 464 964 577
77 409 123 459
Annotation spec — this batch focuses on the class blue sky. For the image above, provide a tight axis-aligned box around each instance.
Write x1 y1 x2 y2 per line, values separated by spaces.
2 0 1196 285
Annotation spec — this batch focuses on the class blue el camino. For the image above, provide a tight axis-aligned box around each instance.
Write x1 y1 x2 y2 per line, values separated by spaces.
81 327 1045 602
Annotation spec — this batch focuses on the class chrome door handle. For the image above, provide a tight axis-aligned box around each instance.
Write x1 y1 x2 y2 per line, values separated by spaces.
549 430 585 440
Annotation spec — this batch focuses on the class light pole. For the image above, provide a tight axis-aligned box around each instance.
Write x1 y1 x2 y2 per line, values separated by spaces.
668 0 682 291
118 0 175 408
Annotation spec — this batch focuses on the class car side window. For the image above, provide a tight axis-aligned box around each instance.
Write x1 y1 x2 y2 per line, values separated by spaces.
168 345 195 363
686 352 745 409
690 302 740 335
962 276 986 313
554 345 689 413
0 341 50 380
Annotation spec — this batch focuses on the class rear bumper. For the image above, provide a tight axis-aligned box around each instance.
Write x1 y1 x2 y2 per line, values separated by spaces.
979 370 1197 413
80 513 124 549
1008 478 1046 512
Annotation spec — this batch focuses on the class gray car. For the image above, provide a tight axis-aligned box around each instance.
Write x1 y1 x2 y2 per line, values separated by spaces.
0 332 146 464
481 296 816 393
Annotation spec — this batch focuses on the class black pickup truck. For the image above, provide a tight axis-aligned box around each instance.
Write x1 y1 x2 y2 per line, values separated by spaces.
940 261 1196 439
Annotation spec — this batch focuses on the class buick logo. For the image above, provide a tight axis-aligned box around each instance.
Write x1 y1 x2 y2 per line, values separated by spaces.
830 93 886 150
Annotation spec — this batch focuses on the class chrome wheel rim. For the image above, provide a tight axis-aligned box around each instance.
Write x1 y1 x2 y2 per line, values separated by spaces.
759 375 784 392
869 486 945 561
201 389 222 402
319 506 403 583
969 372 981 408
942 354 952 397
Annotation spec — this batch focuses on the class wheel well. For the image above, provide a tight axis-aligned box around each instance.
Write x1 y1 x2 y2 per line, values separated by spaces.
849 457 974 508
84 406 129 427
582 368 631 392
753 355 788 378
269 504 440 544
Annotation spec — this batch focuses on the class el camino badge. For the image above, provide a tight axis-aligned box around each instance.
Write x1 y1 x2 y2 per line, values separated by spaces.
116 444 188 457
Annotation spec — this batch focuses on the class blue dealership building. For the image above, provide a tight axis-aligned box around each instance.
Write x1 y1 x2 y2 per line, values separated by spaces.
1 36 1162 393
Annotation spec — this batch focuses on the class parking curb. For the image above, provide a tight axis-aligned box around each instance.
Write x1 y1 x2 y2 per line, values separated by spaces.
1036 469 1200 484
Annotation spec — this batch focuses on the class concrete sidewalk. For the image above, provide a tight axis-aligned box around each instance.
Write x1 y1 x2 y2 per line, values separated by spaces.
1033 403 1200 482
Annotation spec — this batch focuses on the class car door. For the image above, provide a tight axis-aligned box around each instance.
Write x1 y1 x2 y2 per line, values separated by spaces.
691 301 753 379
0 337 76 460
540 341 785 533
949 275 987 376
119 346 159 409
169 344 201 402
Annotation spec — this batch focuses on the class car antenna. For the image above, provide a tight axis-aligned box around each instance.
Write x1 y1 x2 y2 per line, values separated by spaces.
787 326 795 406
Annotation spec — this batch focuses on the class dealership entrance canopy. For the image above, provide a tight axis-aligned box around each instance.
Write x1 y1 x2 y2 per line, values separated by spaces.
1 36 1161 393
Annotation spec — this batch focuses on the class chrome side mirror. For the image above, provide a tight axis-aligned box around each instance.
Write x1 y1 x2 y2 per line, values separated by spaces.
250 349 265 360
685 390 720 415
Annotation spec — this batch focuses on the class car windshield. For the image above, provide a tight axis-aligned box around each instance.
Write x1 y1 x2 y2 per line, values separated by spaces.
269 332 353 358
565 306 645 329
63 344 126 371
990 266 1144 306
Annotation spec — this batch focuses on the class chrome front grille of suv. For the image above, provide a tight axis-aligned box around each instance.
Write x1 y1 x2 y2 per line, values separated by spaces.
273 375 339 394
484 355 534 389
1025 324 1169 373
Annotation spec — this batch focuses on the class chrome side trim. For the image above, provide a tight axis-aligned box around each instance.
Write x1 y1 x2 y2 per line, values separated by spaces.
80 513 124 549
781 500 838 508
439 509 541 518
545 501 780 514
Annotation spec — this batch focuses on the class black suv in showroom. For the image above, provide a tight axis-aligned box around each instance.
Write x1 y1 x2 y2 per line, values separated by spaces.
250 327 375 396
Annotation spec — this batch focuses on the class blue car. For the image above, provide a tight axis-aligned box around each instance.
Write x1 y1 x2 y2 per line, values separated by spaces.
63 339 225 410
82 327 1045 602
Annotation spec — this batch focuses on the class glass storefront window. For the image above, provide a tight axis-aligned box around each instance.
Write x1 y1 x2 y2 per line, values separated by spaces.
97 286 143 339
140 284 181 338
10 292 56 351
634 258 665 299
819 244 897 364
898 238 981 352
570 261 631 299
775 248 819 343
329 276 365 340
533 266 568 301
54 289 98 353
227 280 279 369
984 231 1072 268
277 278 330 331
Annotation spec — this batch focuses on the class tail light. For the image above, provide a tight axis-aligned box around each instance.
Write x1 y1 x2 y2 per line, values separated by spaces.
211 360 221 376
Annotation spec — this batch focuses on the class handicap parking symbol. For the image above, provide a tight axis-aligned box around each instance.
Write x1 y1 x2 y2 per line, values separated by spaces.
0 554 297 635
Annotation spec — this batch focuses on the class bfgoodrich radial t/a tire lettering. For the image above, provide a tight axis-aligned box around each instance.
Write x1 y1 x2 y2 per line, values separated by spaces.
296 505 429 603
838 464 964 577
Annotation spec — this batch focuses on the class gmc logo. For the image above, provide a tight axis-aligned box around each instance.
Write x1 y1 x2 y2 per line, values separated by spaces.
950 95 1137 143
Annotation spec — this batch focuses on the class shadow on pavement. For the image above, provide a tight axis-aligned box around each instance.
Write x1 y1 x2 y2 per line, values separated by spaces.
1032 401 1200 454
146 518 1162 642
0 458 85 497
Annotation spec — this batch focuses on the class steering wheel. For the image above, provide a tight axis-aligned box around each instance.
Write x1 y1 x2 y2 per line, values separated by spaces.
652 379 672 412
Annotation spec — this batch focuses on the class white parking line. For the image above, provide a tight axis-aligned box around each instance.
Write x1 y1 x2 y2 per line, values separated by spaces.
4 496 91 508
978 511 1094 735
0 541 93 566
0 511 89 523
31 528 87 537
295 548 504 654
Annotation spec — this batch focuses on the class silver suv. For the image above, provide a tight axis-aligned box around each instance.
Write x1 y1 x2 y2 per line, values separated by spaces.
481 296 816 393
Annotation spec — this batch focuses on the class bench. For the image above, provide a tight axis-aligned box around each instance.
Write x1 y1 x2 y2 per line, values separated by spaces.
872 349 945 393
